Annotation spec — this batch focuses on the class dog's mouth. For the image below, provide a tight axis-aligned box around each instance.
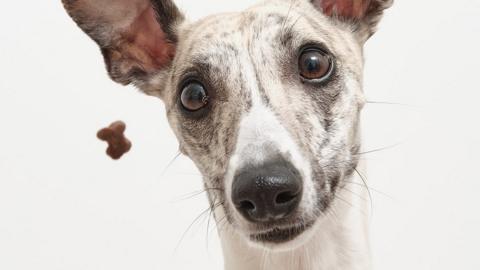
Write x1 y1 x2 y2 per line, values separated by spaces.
249 222 314 243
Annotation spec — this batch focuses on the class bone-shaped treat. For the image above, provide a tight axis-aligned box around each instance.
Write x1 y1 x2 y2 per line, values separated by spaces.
97 121 132 160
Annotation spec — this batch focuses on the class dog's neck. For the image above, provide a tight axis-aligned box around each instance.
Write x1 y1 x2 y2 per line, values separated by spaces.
217 171 371 270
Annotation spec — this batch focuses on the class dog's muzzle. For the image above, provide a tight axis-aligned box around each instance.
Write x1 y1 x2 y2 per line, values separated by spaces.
231 156 302 223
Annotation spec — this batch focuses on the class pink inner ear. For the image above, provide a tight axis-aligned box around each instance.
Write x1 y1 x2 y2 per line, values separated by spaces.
120 6 175 73
320 0 371 19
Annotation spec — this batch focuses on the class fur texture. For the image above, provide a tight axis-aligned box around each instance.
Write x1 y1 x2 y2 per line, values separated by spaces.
62 0 392 269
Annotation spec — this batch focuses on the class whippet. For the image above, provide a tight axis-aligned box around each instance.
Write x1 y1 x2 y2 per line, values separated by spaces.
62 0 392 269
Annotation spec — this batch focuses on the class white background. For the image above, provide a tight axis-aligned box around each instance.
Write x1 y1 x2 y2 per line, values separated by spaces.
1 1 479 269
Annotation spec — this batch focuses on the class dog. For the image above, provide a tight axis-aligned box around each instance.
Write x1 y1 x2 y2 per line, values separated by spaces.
62 0 392 269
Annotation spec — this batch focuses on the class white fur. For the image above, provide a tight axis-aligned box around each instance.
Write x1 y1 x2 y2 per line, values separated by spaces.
217 165 371 270
224 102 315 228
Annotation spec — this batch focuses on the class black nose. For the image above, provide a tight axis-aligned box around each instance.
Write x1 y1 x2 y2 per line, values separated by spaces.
232 157 302 223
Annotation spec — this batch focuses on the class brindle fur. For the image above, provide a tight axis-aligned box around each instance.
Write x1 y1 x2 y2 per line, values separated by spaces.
62 0 392 269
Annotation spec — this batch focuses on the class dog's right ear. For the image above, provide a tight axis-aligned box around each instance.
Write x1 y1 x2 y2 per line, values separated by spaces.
62 0 184 89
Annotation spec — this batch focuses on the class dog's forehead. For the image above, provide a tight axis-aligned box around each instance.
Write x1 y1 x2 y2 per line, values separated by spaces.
177 12 282 59
174 1 361 72
186 1 294 39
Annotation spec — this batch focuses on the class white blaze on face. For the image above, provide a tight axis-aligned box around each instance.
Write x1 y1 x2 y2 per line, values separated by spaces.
223 37 317 224
224 88 315 224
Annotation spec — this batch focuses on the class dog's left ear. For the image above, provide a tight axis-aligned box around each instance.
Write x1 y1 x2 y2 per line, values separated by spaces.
311 0 393 43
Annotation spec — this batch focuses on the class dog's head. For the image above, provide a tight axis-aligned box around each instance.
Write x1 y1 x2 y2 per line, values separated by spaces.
63 0 391 249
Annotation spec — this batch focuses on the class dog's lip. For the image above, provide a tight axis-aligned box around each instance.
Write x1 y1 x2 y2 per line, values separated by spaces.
250 222 314 243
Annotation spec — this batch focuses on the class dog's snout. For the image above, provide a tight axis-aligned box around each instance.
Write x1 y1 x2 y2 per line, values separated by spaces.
232 158 302 223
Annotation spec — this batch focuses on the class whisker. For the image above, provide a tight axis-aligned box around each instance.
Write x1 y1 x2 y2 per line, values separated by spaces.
326 206 341 227
172 189 207 202
281 0 296 33
205 207 213 251
205 198 226 251
172 187 224 202
214 215 228 234
205 197 218 252
333 193 368 216
333 193 355 208
161 151 182 176
343 180 393 199
173 201 223 254
356 142 403 156
339 185 368 202
366 100 415 107
354 168 373 214
168 172 202 177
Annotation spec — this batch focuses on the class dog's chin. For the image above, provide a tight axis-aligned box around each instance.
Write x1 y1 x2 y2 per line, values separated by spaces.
245 221 317 251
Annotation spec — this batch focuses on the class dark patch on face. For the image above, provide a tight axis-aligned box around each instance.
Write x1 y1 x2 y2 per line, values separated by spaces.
167 39 254 213
277 27 343 119
311 144 362 212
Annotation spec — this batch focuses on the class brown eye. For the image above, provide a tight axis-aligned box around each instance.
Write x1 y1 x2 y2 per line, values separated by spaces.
298 49 333 81
180 82 209 111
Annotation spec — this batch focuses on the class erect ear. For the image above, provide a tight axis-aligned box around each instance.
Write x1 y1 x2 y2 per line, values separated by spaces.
62 0 184 87
310 0 393 43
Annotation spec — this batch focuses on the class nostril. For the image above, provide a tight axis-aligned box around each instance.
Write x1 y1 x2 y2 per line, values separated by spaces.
232 157 303 222
275 191 298 205
239 200 255 211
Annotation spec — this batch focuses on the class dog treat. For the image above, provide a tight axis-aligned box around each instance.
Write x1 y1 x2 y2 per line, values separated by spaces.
97 121 132 160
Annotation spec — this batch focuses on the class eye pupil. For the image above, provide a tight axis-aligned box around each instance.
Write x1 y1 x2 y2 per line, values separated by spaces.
299 49 332 81
180 82 209 111
306 56 319 71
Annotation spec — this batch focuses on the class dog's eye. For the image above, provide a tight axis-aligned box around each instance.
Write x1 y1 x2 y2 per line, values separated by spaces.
298 48 333 81
180 82 209 111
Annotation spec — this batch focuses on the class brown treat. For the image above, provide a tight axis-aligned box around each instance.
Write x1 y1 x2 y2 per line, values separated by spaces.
97 121 132 160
